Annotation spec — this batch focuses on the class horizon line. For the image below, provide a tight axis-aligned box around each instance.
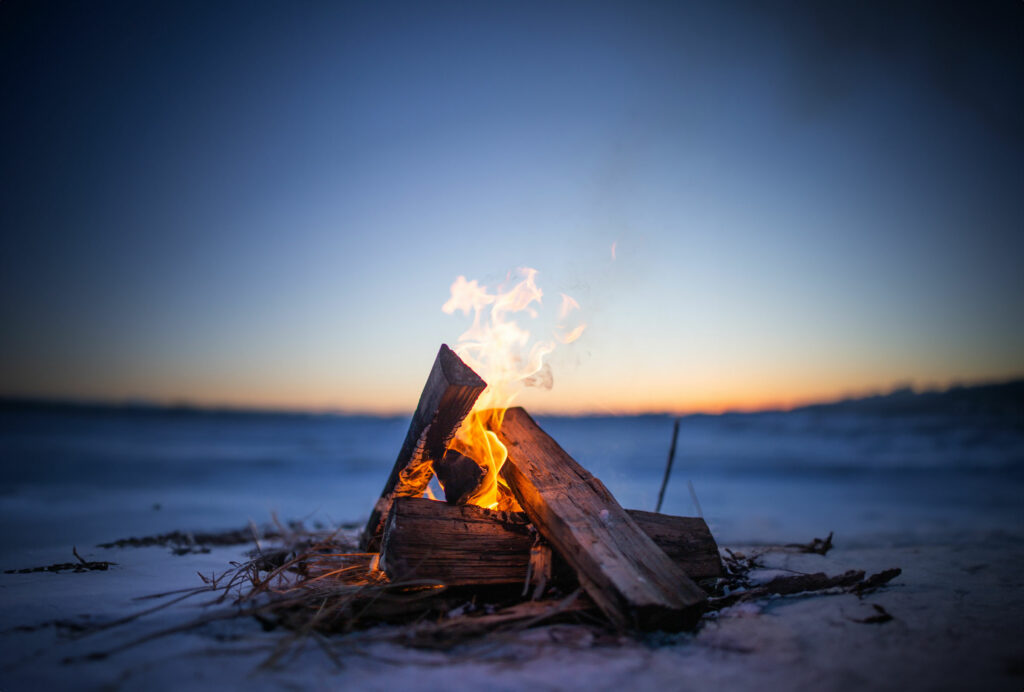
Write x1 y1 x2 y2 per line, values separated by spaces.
2 374 1020 420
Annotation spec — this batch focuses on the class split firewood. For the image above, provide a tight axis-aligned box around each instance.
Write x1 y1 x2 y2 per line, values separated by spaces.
379 497 722 587
360 344 486 550
379 498 534 586
432 448 486 506
496 407 708 631
625 509 723 580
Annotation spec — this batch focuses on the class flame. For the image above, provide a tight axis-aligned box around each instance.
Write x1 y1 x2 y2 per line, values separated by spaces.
440 268 585 508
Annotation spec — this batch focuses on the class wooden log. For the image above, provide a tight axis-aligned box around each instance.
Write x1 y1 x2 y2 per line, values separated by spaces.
380 497 722 587
496 407 707 630
360 344 486 551
626 510 723 580
433 449 485 505
379 498 534 586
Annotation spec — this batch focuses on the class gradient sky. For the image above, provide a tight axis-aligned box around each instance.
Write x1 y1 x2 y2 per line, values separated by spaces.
1 1 1022 414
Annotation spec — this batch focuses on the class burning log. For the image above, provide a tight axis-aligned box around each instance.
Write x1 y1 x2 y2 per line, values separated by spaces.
432 448 486 506
360 344 487 551
379 498 533 586
380 497 722 587
496 407 708 630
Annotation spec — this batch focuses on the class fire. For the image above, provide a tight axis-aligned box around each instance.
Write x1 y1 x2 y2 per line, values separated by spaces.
440 268 585 508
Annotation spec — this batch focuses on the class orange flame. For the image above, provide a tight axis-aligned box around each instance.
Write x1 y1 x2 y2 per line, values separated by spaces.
440 268 585 508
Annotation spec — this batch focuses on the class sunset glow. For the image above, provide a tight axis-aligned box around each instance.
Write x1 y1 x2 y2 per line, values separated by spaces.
0 2 1020 416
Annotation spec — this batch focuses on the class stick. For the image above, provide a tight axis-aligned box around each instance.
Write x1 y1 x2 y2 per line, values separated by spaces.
655 418 680 513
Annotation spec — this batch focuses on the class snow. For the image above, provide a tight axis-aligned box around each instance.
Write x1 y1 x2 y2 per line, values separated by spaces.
1 402 1022 689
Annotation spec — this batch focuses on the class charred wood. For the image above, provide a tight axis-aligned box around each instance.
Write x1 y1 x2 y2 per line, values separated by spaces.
360 344 486 550
379 498 534 586
433 448 486 506
379 497 722 589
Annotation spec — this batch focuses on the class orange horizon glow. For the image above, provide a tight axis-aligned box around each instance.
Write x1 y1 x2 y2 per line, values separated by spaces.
4 371 1018 418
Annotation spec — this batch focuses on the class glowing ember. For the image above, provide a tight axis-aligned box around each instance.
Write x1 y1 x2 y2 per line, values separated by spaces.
440 268 585 508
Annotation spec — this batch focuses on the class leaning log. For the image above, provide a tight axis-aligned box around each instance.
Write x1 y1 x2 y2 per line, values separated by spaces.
360 344 486 551
496 407 707 630
380 497 722 587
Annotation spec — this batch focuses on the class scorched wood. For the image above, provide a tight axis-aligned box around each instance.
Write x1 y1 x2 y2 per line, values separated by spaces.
380 497 722 586
496 407 707 630
432 448 486 506
379 498 534 586
360 344 486 551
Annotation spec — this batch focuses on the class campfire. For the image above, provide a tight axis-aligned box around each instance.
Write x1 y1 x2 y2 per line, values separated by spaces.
349 269 717 631
59 271 902 662
360 342 718 631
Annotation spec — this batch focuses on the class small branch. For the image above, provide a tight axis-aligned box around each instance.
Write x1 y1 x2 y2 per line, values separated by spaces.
786 531 834 555
655 419 680 513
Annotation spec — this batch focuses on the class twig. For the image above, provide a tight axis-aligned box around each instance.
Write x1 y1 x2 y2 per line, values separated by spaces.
687 480 703 518
786 532 834 555
655 419 680 513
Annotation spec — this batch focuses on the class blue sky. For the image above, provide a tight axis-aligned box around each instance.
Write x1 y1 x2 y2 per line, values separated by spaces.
1 1 1021 413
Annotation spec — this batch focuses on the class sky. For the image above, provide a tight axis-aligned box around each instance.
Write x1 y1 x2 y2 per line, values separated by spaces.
1 0 1022 415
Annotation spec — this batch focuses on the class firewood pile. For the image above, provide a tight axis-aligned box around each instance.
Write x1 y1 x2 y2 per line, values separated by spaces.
56 343 902 663
361 344 715 631
211 344 900 650
201 343 722 647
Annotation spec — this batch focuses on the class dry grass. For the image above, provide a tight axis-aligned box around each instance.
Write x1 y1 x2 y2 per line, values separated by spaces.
66 522 898 668
69 519 592 667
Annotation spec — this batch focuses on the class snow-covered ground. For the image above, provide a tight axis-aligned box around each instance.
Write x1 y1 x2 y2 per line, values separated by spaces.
1 398 1022 690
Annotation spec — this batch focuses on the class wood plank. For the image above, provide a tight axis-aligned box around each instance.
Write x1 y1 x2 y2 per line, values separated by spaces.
496 407 707 630
360 344 486 551
379 497 722 587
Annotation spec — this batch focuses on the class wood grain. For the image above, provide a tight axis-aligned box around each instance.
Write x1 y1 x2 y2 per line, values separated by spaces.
360 344 486 550
496 407 707 630
379 497 722 587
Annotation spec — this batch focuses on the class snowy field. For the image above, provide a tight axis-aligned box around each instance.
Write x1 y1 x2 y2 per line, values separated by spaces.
1 388 1022 690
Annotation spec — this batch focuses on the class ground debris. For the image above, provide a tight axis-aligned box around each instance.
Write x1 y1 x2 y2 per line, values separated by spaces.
97 527 277 552
848 603 894 624
66 527 903 667
853 568 903 596
708 537 901 610
786 531 834 555
4 547 117 574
